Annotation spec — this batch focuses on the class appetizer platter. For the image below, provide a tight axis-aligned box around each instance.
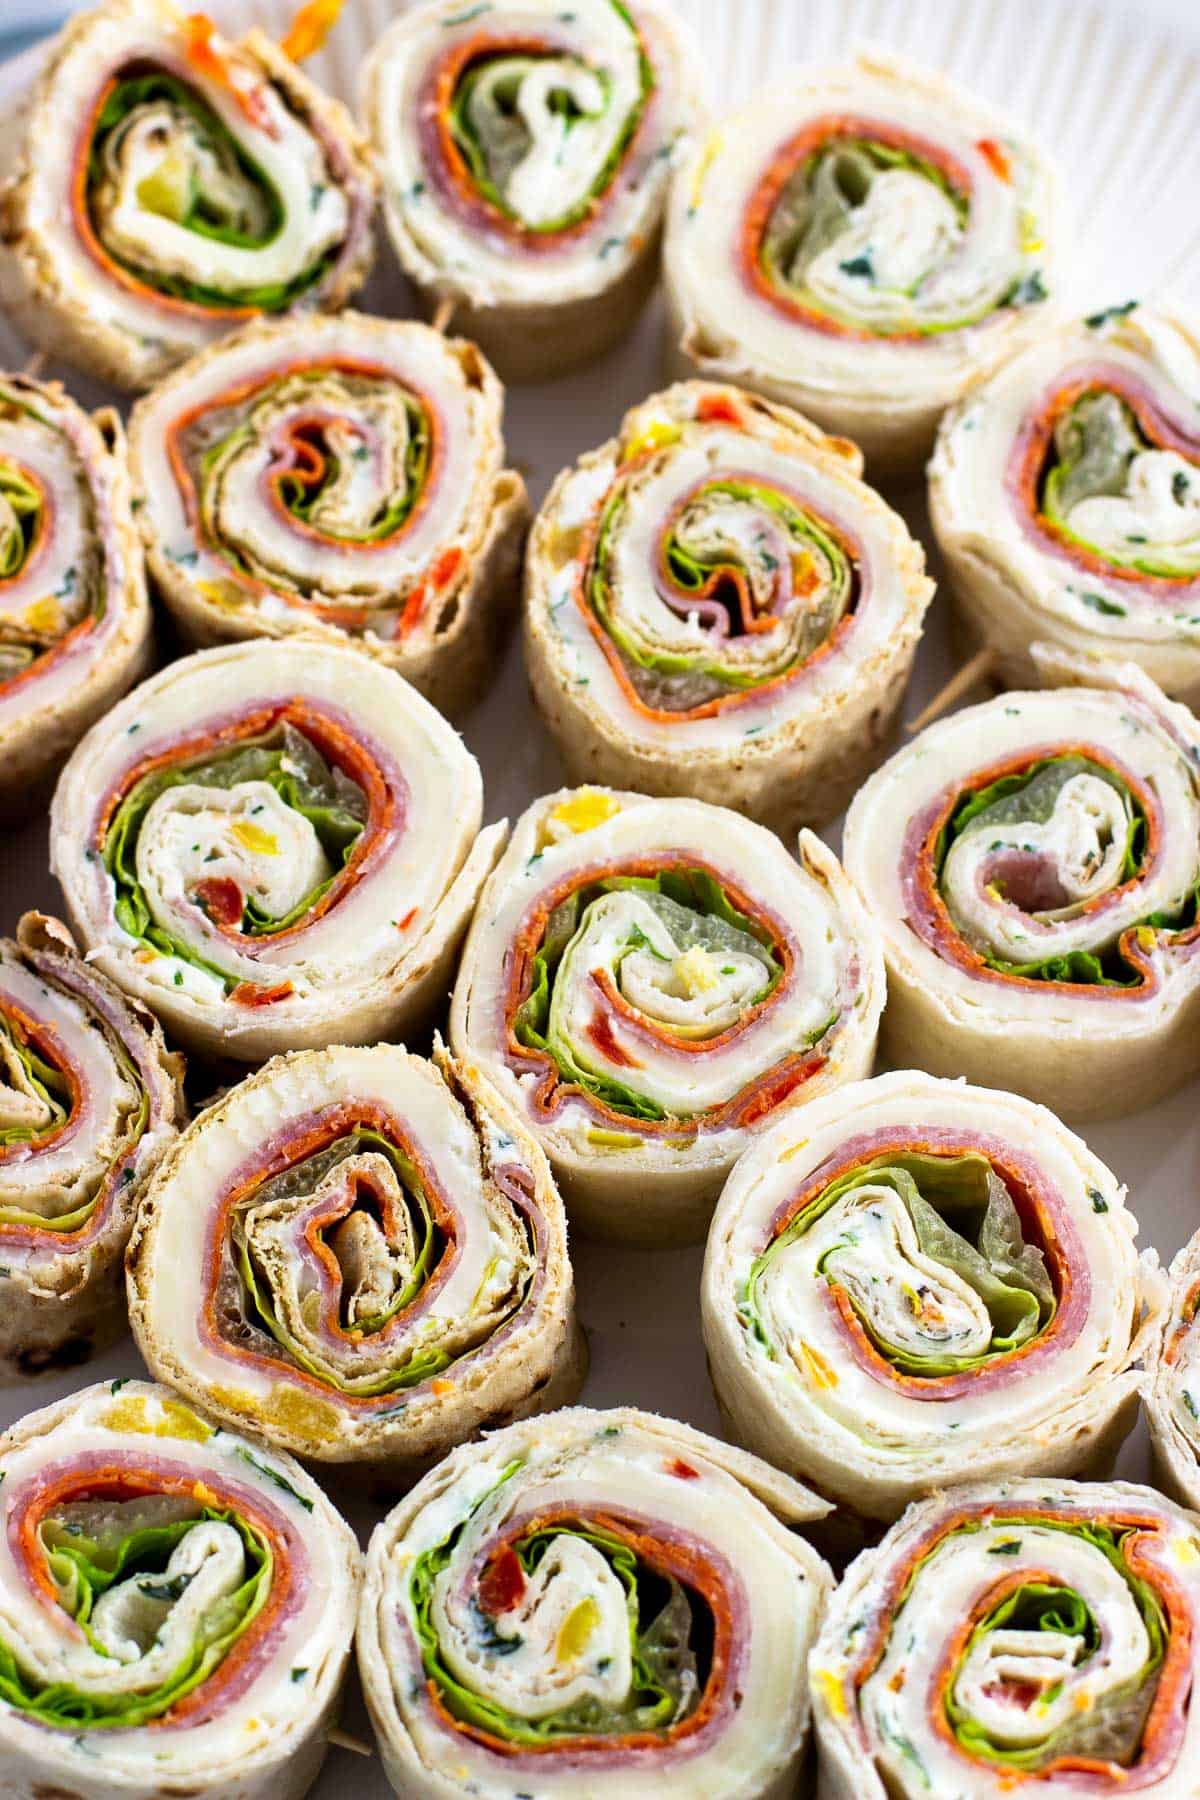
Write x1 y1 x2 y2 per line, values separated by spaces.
0 0 1198 1794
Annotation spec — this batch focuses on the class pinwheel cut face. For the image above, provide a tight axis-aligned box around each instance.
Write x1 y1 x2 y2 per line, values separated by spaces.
571 401 863 717
1163 1279 1200 1458
848 1500 1193 1787
0 390 103 690
916 744 1199 988
507 856 837 1131
78 42 350 316
747 119 1033 339
213 1101 537 1399
410 1494 724 1750
1027 378 1200 585
745 1145 1061 1390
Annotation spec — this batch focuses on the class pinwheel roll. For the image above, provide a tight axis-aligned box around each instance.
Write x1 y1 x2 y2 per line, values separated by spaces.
931 304 1200 704
449 786 885 1246
1145 1231 1200 1513
127 1040 585 1468
129 314 529 714
0 914 183 1381
811 1477 1200 1800
703 1070 1161 1523
842 649 1200 1119
0 1379 358 1800
51 639 505 1063
359 1405 833 1799
524 381 933 833
0 0 376 390
361 0 706 382
0 375 150 818
664 51 1059 472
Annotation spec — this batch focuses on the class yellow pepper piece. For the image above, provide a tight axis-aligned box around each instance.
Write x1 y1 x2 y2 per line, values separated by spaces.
624 414 682 461
232 818 280 856
279 0 344 62
556 1597 600 1663
674 945 719 996
813 1668 848 1720
103 1394 213 1442
796 1341 839 1390
22 597 62 636
550 790 621 835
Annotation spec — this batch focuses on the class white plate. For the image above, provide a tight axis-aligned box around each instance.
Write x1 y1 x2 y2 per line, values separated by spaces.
1 2 1199 1793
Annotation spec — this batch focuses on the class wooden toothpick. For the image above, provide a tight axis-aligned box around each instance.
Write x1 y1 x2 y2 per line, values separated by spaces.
905 647 997 734
431 295 456 335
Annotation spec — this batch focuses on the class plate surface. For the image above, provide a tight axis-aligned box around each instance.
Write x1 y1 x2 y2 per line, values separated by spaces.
1 1 1199 1792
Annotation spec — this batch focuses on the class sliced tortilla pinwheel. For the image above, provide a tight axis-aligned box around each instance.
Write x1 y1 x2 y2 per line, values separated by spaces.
0 0 376 390
449 786 885 1246
0 1379 359 1800
127 1039 585 1469
50 638 505 1063
664 51 1059 472
0 913 183 1382
1145 1230 1200 1514
128 313 529 714
359 1405 833 1798
931 304 1200 705
811 1476 1200 1799
842 648 1200 1120
0 374 150 819
524 381 933 833
703 1069 1162 1523
361 0 706 381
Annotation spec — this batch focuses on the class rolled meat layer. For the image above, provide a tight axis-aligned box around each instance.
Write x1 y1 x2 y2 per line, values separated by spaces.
51 638 505 1061
1145 1230 1200 1512
128 313 529 715
703 1069 1162 1521
359 1405 833 1799
664 50 1059 472
524 380 933 833
127 1039 585 1467
0 0 376 389
0 1378 359 1800
811 1476 1200 1799
0 374 150 818
842 648 1200 1119
0 913 183 1381
931 304 1200 704
361 0 706 381
449 785 884 1245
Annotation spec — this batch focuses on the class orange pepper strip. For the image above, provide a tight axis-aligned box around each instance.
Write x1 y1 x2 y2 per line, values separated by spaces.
280 0 345 64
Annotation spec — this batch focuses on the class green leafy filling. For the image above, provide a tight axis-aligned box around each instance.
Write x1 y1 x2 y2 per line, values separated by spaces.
102 722 366 987
0 1497 271 1730
512 868 786 1121
410 1467 703 1745
0 457 41 580
935 754 1197 985
447 0 653 233
86 73 333 311
742 1150 1054 1375
759 136 980 335
233 1127 453 1394
1041 390 1199 579
589 478 855 702
940 1519 1168 1771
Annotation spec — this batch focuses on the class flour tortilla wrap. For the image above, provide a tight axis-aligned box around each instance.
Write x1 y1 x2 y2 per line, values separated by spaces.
0 1378 359 1800
1145 1230 1200 1513
703 1069 1163 1522
129 313 529 715
524 380 933 834
51 638 505 1062
841 647 1200 1119
358 1405 832 1799
0 912 183 1381
0 374 150 819
811 1476 1200 1799
0 0 376 389
362 0 706 381
127 1039 585 1469
931 304 1200 704
449 785 885 1245
664 50 1059 473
